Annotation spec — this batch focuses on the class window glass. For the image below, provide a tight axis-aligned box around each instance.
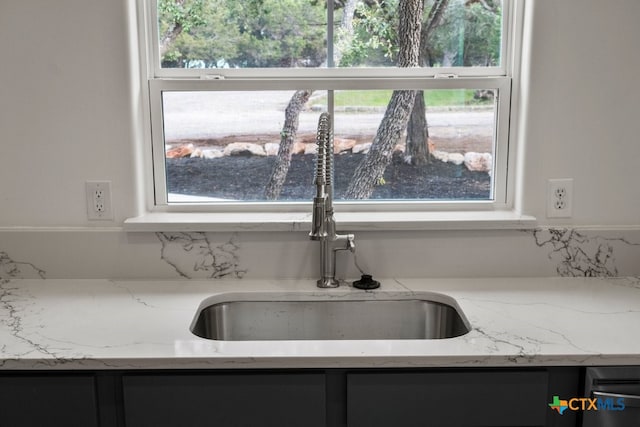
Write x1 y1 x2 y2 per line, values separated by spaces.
157 0 327 69
149 0 514 209
156 0 503 69
162 89 497 203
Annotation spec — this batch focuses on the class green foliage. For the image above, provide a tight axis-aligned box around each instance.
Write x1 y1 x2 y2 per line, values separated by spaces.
339 0 502 68
171 1 241 68
427 0 502 66
463 2 502 66
339 0 399 67
158 0 210 67
157 0 502 69
159 0 326 68
229 0 326 67
158 0 206 33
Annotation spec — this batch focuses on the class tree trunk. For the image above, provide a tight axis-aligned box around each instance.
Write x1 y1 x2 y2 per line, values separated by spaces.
158 0 186 58
423 0 450 42
406 91 430 165
345 0 424 199
405 0 450 166
264 90 313 200
334 0 358 65
341 0 358 33
159 23 183 58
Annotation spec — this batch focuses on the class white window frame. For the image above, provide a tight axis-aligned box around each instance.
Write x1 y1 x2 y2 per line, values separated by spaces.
128 0 532 230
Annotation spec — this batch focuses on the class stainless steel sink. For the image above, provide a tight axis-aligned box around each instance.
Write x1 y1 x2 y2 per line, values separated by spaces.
191 296 471 341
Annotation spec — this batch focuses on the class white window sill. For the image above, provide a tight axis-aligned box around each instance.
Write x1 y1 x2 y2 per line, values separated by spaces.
123 210 536 232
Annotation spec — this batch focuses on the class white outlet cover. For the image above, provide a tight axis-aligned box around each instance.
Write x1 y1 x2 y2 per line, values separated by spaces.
547 178 573 218
86 181 114 220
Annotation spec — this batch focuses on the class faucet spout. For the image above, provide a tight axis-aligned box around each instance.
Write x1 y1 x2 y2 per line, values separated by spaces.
310 113 355 288
309 113 331 241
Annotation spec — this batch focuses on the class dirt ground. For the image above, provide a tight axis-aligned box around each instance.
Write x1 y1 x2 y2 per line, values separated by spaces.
166 145 491 201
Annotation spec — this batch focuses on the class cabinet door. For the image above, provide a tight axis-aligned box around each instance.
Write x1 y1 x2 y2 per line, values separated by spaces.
123 372 326 427
347 370 549 427
0 375 98 427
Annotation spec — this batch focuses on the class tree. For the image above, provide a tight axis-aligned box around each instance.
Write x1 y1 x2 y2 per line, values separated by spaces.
170 2 241 68
461 0 501 66
344 0 424 199
334 0 359 65
425 0 501 67
264 0 359 200
404 0 499 166
158 0 326 68
338 0 399 67
405 93 430 165
229 0 326 67
157 0 206 62
405 0 450 166
264 90 313 200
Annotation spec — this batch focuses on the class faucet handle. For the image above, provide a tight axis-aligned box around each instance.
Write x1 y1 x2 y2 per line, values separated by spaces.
309 196 327 240
346 234 355 252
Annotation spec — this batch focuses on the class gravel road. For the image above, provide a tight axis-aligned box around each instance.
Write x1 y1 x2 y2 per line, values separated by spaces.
162 91 494 149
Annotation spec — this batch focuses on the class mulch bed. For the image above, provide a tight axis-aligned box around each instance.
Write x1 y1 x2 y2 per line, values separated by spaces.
166 152 491 201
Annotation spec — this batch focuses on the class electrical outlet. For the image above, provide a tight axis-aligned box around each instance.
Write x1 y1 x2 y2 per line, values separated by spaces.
547 178 573 218
86 181 113 220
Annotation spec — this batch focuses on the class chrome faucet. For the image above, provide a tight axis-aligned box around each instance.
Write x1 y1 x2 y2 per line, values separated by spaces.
309 113 355 288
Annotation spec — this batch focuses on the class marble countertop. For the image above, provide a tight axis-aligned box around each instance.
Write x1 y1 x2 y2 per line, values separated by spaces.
1 277 639 370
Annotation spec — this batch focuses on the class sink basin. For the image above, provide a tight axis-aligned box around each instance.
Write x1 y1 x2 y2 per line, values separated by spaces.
191 295 471 341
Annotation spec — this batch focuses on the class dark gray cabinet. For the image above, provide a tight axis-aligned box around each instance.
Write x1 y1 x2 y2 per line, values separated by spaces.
122 372 326 427
348 370 549 427
347 368 581 427
0 374 99 427
0 367 582 427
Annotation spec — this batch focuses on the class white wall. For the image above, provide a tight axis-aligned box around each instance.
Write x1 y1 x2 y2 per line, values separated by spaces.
0 1 137 226
0 1 639 279
519 0 640 226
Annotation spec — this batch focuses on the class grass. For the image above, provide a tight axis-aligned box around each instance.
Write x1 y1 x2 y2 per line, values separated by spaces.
311 89 492 108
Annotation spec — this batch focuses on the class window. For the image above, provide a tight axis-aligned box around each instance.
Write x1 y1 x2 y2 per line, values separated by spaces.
140 0 521 215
